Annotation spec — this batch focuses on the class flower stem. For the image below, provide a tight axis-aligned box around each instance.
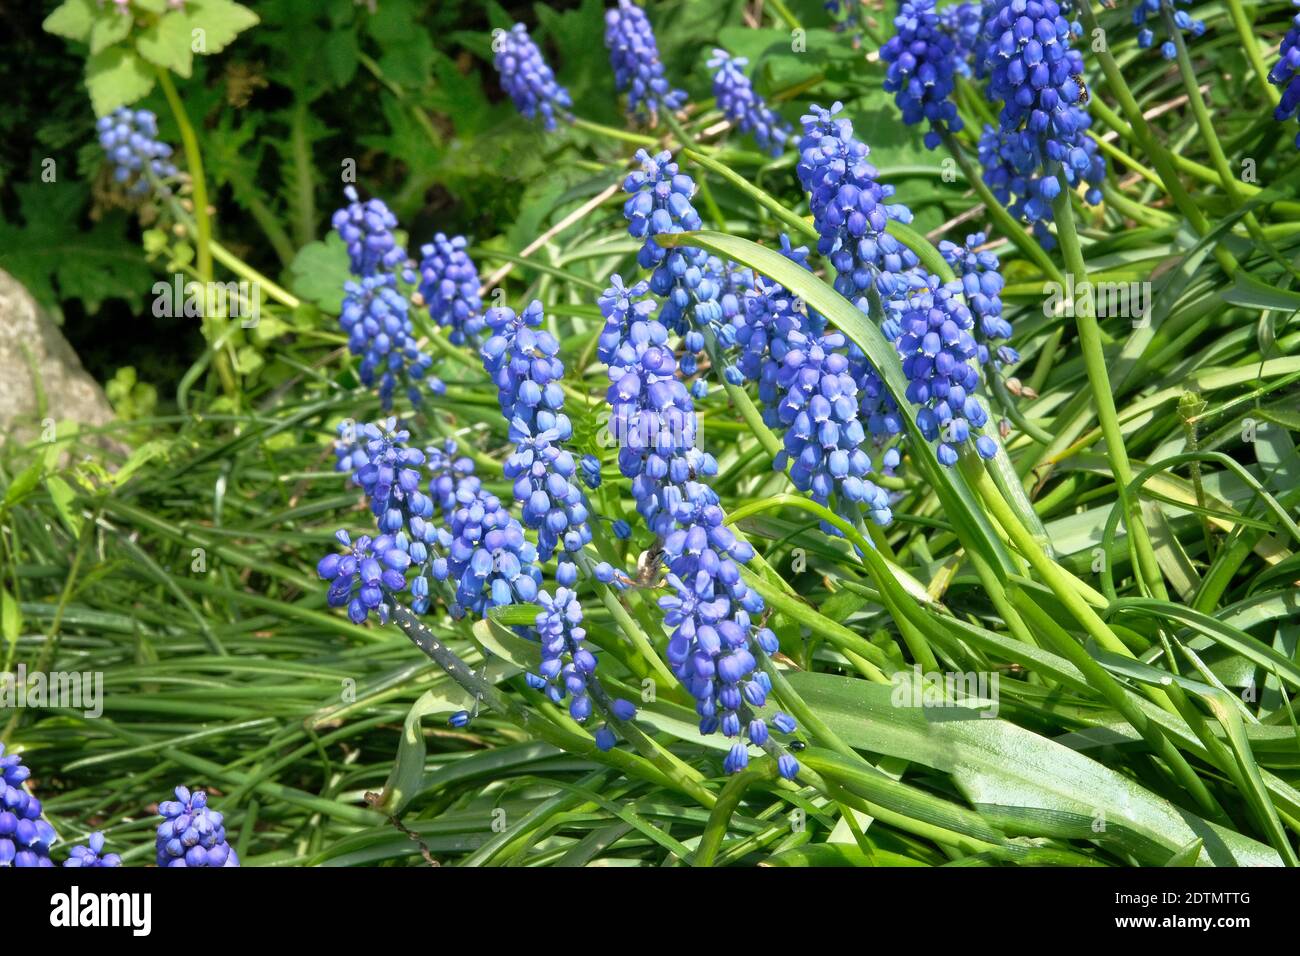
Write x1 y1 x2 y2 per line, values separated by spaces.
939 131 1064 285
1075 1 1239 277
1224 0 1281 107
1049 173 1168 602
156 68 240 401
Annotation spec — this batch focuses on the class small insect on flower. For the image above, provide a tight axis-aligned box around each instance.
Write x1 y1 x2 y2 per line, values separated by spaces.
634 544 665 587
1073 74 1090 105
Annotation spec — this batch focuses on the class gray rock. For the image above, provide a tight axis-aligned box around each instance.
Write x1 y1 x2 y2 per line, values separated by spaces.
0 268 116 447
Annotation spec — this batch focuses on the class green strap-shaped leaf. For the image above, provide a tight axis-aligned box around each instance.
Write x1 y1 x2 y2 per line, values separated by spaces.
658 229 1016 577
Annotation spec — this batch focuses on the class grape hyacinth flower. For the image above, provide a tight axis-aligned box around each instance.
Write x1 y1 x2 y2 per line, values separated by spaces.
1270 10 1300 148
432 490 543 619
332 421 469 615
939 232 1017 366
155 786 239 867
825 0 866 39
774 329 894 525
939 1 985 75
1133 0 1205 61
417 233 486 345
64 832 121 868
341 418 435 535
881 0 965 149
493 23 573 130
339 274 444 410
425 438 481 522
597 276 799 778
977 0 1106 237
579 454 603 489
0 744 56 867
332 185 410 279
318 529 409 624
605 0 687 123
97 107 178 198
708 49 793 156
481 301 593 584
532 588 612 723
796 103 925 315
621 149 732 354
895 275 998 464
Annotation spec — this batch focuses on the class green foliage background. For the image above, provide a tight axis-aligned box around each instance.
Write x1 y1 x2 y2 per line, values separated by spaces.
1 0 1299 868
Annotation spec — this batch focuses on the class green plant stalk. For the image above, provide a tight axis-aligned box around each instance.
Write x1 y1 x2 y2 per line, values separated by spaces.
1224 0 1280 106
571 115 658 146
962 457 1235 828
692 760 776 866
728 495 941 673
1049 173 1168 603
392 606 716 807
767 0 801 29
210 241 300 309
940 131 1064 285
1075 1 1239 277
1007 591 1229 825
156 69 238 400
156 70 211 281
1163 11 1286 272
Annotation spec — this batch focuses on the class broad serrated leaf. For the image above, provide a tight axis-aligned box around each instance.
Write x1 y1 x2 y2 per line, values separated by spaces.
85 45 155 116
89 8 133 54
288 234 350 312
0 183 151 320
187 0 259 56
42 0 98 42
136 10 195 77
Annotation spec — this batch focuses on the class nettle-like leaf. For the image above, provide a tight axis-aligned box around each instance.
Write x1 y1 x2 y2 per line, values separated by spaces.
186 0 260 56
288 234 350 313
85 46 156 120
48 0 259 115
43 0 98 43
136 9 195 78
0 182 151 322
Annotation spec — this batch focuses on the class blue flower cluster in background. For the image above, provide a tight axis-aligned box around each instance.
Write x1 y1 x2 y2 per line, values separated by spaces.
1271 10 1300 147
64 832 121 868
532 587 602 722
1133 0 1205 60
418 233 485 345
0 744 55 867
332 189 446 409
481 301 593 586
708 49 793 156
774 328 895 525
332 185 410 279
622 149 735 367
881 0 965 148
596 275 798 778
494 22 574 130
939 232 1017 366
796 103 924 314
340 274 444 409
425 438 482 522
156 786 239 867
976 0 1105 243
97 107 178 198
939 1 985 75
896 275 998 463
605 0 687 122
